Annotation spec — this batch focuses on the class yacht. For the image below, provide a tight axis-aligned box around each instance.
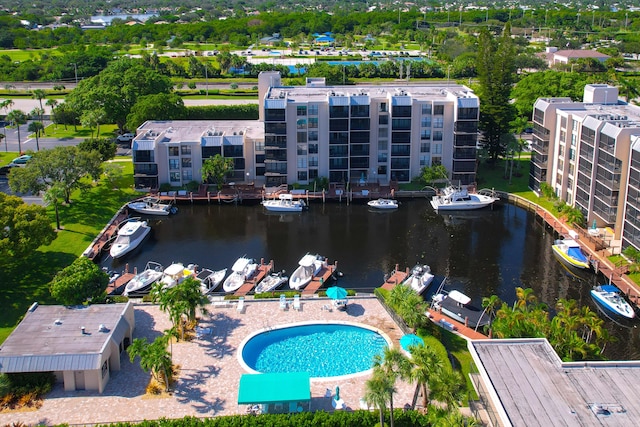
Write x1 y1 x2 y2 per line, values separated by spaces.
430 186 498 212
289 254 328 290
122 261 164 297
367 198 399 210
404 264 435 295
261 194 306 212
127 197 176 216
222 257 258 293
109 219 151 259
432 290 490 330
552 238 590 269
160 263 196 290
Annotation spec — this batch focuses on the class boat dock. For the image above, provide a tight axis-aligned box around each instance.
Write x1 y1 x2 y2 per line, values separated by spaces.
301 262 337 296
234 260 273 297
106 270 135 295
381 265 409 290
427 308 488 340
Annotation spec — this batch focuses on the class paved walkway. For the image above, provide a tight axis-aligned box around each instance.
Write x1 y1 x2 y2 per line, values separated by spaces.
0 298 417 425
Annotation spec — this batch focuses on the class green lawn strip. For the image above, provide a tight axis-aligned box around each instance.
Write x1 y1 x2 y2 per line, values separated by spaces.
42 124 119 139
0 159 137 343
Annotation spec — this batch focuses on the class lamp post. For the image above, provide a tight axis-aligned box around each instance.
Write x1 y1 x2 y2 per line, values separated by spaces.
70 63 78 85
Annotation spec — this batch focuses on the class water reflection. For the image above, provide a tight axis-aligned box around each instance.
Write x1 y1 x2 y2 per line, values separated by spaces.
100 199 639 360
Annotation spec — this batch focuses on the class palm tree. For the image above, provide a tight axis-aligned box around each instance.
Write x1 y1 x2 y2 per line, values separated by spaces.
127 334 173 391
31 89 46 121
480 294 502 329
43 184 65 230
372 347 412 427
27 121 44 151
364 370 393 427
429 367 465 411
152 277 208 340
514 287 537 311
409 344 443 410
6 109 27 154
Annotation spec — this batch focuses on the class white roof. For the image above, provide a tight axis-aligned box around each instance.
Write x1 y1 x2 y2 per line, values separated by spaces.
448 290 471 305
164 263 184 275
299 254 317 267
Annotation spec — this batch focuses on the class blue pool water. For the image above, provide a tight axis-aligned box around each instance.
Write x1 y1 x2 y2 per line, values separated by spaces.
241 323 388 378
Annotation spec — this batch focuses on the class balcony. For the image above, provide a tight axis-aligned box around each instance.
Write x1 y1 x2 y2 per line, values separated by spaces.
133 164 158 176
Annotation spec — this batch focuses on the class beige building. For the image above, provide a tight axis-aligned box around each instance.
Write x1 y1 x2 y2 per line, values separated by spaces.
0 302 135 393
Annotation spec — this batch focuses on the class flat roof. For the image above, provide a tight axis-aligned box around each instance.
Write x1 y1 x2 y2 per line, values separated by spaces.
0 303 132 372
470 339 640 427
238 372 311 404
137 120 264 143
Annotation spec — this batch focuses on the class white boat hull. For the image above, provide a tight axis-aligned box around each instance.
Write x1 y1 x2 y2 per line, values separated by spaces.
430 186 498 212
367 199 398 210
127 204 171 216
262 199 305 212
255 273 288 293
123 263 164 296
222 257 257 293
289 254 327 290
591 286 636 319
109 221 151 259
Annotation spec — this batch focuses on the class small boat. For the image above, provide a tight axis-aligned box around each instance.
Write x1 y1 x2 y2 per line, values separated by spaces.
255 271 288 293
289 254 328 290
127 197 176 216
160 263 196 290
262 194 306 212
430 186 498 212
404 264 435 295
223 257 258 293
197 268 227 295
432 290 490 330
552 239 590 269
109 219 151 259
590 285 636 319
122 261 164 297
367 198 399 210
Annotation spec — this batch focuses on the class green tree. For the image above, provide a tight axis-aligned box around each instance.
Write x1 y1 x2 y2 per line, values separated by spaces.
388 283 427 331
363 369 393 427
420 164 448 187
78 137 117 162
6 109 27 154
409 344 443 410
0 193 56 260
429 368 465 411
126 93 187 131
127 334 172 391
49 256 109 305
43 184 65 230
152 277 208 340
27 121 44 151
8 146 102 204
476 24 517 162
103 163 124 189
201 154 234 189
372 347 412 427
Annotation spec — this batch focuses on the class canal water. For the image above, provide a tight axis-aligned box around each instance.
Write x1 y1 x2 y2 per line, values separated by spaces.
101 199 640 360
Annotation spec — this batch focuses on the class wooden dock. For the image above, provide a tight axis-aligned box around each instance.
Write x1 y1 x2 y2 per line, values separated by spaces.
302 263 336 296
107 272 135 295
234 260 273 296
427 308 488 340
381 265 409 291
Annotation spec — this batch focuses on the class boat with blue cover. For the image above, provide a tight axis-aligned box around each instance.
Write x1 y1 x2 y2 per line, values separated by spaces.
590 284 636 319
551 238 590 269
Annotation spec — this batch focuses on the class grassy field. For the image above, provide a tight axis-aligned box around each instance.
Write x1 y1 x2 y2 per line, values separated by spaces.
0 158 137 343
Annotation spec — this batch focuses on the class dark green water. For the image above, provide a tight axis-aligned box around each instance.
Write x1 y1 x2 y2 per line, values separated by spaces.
101 199 640 360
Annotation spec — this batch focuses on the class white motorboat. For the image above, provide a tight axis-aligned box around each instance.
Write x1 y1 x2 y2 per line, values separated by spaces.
261 194 305 212
223 257 258 293
127 197 176 216
198 268 227 295
367 198 399 210
430 186 498 212
255 271 288 293
552 238 590 269
289 254 328 290
160 263 196 290
432 290 490 329
404 264 435 295
590 285 636 319
109 219 151 259
122 261 164 297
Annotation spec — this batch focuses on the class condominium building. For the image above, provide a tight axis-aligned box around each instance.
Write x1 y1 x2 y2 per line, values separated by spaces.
132 71 479 190
529 84 640 250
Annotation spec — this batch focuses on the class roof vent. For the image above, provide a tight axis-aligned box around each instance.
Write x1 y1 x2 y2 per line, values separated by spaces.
81 326 86 335
54 319 62 325
28 302 38 312
98 324 108 332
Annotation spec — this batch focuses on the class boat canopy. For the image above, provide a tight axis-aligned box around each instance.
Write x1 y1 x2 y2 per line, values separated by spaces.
448 290 471 305
299 254 317 267
599 285 620 293
279 194 294 201
164 263 185 276
232 257 251 272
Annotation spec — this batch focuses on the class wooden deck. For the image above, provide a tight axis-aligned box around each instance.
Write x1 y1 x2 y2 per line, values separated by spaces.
381 266 409 291
106 272 134 295
301 263 336 296
427 308 488 340
234 261 273 296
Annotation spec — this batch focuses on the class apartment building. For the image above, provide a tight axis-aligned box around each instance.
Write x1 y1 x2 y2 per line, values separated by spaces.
132 71 479 190
529 84 640 249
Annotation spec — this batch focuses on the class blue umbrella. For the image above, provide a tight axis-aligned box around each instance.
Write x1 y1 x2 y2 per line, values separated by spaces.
400 334 424 351
326 286 347 300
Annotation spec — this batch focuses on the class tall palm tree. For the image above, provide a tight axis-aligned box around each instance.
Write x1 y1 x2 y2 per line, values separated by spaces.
480 294 502 333
127 334 173 391
27 121 44 151
372 347 412 427
429 367 465 411
31 89 46 121
364 370 393 427
6 109 27 154
409 345 443 410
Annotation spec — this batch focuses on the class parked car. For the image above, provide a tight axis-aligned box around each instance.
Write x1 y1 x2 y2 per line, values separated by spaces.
10 155 32 166
116 133 135 143
0 163 18 175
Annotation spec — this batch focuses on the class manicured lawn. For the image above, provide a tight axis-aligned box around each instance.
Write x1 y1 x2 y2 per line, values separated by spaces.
0 48 60 62
0 159 137 343
43 124 119 139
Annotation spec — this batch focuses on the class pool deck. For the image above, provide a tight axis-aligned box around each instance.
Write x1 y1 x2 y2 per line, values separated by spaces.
0 297 416 426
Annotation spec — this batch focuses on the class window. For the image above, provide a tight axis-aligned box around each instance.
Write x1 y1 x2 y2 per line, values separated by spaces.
298 171 308 181
420 154 431 166
168 147 179 156
421 117 431 128
420 142 430 153
169 159 180 170
170 172 180 182
433 105 444 115
433 117 444 128
309 156 318 167
297 106 307 116
309 117 318 129
255 141 264 152
224 145 243 157
181 158 192 168
297 132 307 143
182 169 192 181
297 157 307 168
297 144 307 155
181 145 191 155
421 129 431 140
421 104 432 115
308 131 318 142
380 102 387 112
308 104 318 115
309 143 318 154
433 131 443 141
297 118 307 129
433 144 443 154
265 109 285 121
379 128 388 138
378 140 388 151
379 115 388 125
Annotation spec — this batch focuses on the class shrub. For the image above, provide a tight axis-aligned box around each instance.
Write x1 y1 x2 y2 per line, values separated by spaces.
253 290 300 299
146 380 163 395
187 82 197 90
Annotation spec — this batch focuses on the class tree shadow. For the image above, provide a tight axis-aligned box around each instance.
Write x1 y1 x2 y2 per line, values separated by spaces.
173 365 225 414
200 312 243 359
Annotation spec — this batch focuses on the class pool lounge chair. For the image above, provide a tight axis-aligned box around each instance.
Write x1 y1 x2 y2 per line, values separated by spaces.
279 294 287 310
293 294 301 311
237 296 245 313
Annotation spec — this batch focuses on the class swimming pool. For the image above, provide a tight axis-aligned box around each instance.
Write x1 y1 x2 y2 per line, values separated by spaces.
238 322 390 379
